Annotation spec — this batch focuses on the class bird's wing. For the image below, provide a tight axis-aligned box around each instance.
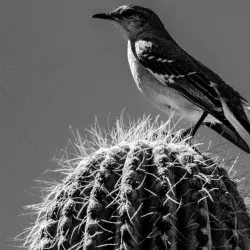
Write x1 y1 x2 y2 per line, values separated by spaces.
135 39 224 118
134 38 250 152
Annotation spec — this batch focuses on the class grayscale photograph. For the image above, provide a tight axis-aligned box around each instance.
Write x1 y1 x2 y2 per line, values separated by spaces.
1 1 250 249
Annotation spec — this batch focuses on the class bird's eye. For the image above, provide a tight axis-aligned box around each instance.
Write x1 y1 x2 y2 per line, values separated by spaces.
123 9 135 18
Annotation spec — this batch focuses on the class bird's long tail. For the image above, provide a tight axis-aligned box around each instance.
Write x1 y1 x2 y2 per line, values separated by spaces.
205 122 250 153
222 100 250 138
244 105 250 120
215 98 250 152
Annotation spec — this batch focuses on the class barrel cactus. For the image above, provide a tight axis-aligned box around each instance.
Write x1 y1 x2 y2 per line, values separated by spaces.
19 116 250 249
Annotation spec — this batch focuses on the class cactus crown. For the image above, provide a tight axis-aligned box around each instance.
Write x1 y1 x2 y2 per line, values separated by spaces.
15 115 250 249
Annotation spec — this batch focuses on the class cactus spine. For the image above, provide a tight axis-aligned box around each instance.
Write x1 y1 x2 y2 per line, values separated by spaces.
19 117 250 249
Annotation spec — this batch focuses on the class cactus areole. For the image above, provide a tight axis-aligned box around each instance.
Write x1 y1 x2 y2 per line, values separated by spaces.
19 118 250 249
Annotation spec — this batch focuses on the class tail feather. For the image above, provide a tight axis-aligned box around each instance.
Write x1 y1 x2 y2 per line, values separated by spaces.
221 99 250 141
244 105 250 120
205 122 250 153
209 83 250 145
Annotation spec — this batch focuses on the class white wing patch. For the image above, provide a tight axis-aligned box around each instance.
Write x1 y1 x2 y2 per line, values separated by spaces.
135 41 175 63
155 58 174 63
136 41 198 86
210 81 250 141
145 67 197 86
188 72 196 76
147 56 174 63
135 40 153 55
221 98 249 140
165 74 175 84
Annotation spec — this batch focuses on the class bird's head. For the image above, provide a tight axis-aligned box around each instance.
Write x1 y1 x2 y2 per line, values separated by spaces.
92 5 165 39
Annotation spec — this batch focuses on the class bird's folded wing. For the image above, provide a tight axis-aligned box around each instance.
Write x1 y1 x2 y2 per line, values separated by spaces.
135 38 241 128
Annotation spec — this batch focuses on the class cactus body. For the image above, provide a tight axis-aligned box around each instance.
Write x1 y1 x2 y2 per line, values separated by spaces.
21 141 250 250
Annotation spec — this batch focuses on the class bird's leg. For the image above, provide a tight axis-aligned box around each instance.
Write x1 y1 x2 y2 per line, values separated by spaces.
171 111 208 155
191 111 208 136
155 112 208 144
181 111 208 139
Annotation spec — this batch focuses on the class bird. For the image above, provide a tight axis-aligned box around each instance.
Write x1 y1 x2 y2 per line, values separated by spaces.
92 4 250 153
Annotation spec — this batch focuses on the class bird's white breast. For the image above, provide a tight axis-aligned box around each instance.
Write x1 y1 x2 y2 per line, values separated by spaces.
127 41 219 125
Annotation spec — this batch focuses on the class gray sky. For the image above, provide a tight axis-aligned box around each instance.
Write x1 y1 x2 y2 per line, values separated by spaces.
1 1 250 249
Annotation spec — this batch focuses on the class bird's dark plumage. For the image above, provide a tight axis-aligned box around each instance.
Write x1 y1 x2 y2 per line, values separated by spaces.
134 36 250 152
93 4 250 153
204 122 250 153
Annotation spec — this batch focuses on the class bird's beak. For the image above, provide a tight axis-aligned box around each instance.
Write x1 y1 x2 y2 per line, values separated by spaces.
92 12 115 21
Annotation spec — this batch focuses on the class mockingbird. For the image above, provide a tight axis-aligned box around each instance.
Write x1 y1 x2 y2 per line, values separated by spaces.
92 4 250 153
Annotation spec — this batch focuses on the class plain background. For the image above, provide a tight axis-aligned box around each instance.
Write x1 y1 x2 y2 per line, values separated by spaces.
1 1 250 249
